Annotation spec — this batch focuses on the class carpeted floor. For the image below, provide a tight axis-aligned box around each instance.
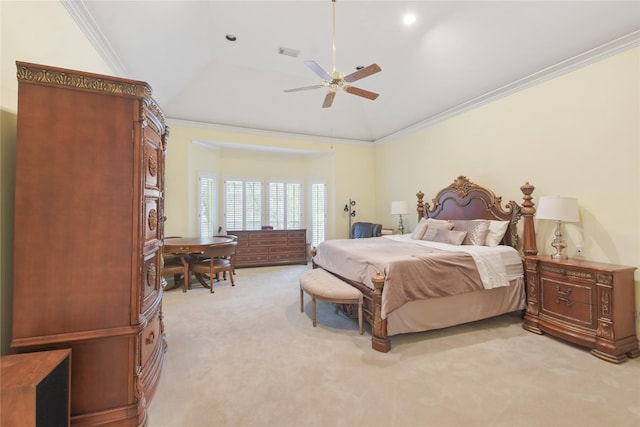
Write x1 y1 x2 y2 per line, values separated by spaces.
147 264 640 427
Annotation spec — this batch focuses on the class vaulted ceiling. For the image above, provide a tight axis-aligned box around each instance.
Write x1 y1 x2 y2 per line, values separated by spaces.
65 1 640 143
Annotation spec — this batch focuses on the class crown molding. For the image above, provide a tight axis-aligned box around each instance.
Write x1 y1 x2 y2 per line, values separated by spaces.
168 118 373 147
375 29 640 145
61 0 131 77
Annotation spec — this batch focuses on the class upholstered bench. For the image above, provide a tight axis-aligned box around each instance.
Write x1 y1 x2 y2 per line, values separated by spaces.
299 268 363 335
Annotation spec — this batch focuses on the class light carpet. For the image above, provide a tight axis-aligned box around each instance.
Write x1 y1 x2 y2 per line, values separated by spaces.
148 264 640 427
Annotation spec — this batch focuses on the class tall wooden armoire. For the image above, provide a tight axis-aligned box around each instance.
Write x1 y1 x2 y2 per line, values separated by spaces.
11 62 168 426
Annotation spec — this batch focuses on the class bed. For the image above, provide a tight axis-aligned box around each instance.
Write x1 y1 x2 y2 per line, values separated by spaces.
312 176 538 352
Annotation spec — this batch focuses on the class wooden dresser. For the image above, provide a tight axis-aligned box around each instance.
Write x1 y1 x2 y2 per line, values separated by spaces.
11 62 168 425
229 229 307 267
523 255 639 363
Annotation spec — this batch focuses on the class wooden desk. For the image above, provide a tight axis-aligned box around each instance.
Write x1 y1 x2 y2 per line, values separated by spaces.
164 236 233 292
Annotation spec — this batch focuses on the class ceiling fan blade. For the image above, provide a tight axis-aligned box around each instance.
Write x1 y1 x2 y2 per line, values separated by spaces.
343 64 381 83
322 91 336 108
304 60 332 81
344 86 379 100
284 85 324 93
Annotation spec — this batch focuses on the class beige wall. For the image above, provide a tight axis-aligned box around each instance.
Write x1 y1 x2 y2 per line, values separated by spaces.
1 0 638 355
374 47 640 332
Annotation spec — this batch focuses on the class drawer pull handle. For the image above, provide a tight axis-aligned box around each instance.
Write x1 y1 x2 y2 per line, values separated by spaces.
556 297 573 307
555 285 572 296
145 331 155 345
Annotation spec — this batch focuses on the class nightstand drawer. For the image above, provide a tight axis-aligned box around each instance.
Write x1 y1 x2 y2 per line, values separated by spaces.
541 277 593 326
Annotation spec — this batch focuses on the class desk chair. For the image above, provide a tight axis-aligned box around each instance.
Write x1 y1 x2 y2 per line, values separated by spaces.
189 242 237 293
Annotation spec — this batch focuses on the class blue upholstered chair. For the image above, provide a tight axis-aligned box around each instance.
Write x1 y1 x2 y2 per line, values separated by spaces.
351 222 383 238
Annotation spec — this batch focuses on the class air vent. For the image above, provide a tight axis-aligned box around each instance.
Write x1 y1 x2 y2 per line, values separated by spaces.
278 47 300 58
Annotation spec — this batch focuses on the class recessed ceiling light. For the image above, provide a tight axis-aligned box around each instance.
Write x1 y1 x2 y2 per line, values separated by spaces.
225 34 237 42
403 13 416 26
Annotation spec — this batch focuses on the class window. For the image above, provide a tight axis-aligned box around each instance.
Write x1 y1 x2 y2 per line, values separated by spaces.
310 182 326 247
224 178 263 231
268 181 302 230
198 173 216 238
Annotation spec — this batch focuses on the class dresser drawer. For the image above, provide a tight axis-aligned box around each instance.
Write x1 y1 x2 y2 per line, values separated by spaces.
141 250 161 313
144 197 160 243
269 252 306 262
235 254 270 264
236 246 268 255
141 308 162 370
143 138 160 191
541 277 594 327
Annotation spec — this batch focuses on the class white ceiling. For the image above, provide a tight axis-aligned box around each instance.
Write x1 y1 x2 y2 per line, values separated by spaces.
65 1 640 143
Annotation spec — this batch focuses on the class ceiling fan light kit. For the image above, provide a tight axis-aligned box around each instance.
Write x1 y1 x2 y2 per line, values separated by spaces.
284 0 381 108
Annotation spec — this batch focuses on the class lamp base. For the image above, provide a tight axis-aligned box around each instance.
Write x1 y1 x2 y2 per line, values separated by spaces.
397 214 405 235
550 220 568 260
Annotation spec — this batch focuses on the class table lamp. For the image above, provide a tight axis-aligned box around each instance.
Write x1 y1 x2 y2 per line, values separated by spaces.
536 196 579 259
391 201 409 234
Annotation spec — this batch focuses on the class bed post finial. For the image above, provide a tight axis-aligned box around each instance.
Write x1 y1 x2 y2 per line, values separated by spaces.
520 181 538 256
372 272 385 296
416 190 425 220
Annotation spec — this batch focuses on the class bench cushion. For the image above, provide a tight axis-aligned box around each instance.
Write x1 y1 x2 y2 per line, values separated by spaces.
300 269 362 302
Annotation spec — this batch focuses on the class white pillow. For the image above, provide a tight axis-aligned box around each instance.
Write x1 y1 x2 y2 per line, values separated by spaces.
410 218 429 240
422 219 454 241
451 220 490 246
427 229 467 245
484 220 509 246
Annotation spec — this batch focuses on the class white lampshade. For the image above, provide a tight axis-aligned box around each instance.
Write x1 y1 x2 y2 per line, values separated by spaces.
391 201 409 215
536 196 579 222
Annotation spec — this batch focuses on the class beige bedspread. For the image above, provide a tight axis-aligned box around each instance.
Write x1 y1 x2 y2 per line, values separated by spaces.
313 236 523 319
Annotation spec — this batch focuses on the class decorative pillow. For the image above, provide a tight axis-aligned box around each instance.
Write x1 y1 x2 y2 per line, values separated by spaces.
451 220 490 246
427 229 467 245
484 220 510 246
410 218 429 240
421 219 454 241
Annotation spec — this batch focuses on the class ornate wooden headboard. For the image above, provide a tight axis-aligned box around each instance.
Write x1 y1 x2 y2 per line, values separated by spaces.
416 176 537 253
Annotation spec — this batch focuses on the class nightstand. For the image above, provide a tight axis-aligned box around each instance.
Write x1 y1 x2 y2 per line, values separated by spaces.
523 255 638 363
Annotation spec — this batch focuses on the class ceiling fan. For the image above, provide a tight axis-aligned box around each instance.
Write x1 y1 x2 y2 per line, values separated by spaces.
284 0 381 108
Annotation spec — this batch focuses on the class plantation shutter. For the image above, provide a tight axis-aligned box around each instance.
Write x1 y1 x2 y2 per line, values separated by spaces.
310 182 326 247
198 174 216 237
286 183 302 229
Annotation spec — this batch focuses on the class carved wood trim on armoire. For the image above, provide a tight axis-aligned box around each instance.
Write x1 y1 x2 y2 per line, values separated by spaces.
11 62 169 426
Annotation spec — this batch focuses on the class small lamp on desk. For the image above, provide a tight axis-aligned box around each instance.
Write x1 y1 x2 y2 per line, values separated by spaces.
536 196 579 259
391 201 409 235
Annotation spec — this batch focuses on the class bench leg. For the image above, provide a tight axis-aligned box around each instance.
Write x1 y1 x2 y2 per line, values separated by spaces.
300 287 303 312
312 297 317 327
358 302 363 335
